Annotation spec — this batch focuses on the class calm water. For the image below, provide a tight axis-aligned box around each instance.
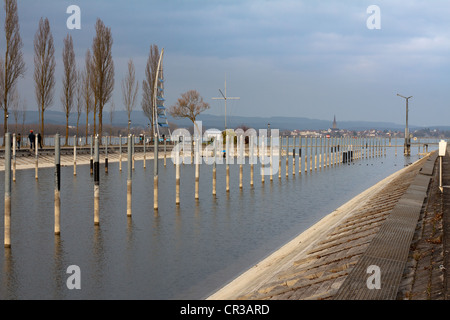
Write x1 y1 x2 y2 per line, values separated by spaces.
0 143 437 299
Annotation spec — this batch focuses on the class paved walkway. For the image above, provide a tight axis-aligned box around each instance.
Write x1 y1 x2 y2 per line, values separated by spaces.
208 150 450 300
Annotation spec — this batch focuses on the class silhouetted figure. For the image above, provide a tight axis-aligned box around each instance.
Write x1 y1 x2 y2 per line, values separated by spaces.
29 130 35 151
37 133 42 149
17 133 21 150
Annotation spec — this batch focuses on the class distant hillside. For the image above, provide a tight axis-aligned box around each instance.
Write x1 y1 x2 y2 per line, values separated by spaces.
1 109 445 132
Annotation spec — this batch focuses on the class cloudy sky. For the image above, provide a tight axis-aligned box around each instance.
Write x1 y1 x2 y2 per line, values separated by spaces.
2 0 450 127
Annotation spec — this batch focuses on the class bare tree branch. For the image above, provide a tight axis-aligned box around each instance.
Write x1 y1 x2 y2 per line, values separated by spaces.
122 58 138 134
33 16 55 142
75 69 82 143
83 49 93 144
61 33 76 145
92 18 114 142
3 0 25 143
141 44 159 139
169 90 210 133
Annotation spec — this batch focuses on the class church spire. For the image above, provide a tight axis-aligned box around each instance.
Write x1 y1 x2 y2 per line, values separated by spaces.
332 115 337 129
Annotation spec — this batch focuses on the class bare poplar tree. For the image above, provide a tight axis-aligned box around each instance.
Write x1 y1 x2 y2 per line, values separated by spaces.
34 17 55 142
169 90 210 133
61 34 76 145
82 49 93 144
141 44 159 140
91 18 114 142
2 0 25 143
122 58 138 134
75 69 82 144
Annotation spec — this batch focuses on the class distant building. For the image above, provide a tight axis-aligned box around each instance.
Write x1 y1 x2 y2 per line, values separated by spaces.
332 115 337 129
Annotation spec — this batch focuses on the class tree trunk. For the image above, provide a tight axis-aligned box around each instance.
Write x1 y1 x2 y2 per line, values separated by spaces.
85 112 89 145
93 110 96 138
65 115 69 146
3 96 7 146
99 110 103 145
41 111 45 146
76 117 79 146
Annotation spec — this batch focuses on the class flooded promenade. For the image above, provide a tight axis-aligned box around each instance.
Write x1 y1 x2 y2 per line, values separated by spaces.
0 137 442 299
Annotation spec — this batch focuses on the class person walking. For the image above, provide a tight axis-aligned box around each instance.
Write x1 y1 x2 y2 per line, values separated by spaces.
29 130 35 151
17 133 21 150
37 133 43 149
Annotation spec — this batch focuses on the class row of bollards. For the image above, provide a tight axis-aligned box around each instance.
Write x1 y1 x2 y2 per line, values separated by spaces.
1 133 415 248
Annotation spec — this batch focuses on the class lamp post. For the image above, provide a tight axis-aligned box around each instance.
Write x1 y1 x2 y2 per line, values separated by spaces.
397 94 412 156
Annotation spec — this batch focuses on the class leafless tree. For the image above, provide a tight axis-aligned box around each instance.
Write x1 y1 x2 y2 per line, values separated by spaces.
169 90 210 133
61 33 77 145
82 49 93 144
91 18 114 142
122 58 138 134
2 0 25 143
141 44 159 140
75 69 82 144
34 16 55 143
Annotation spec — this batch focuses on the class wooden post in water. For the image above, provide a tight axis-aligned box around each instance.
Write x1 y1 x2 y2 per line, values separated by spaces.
261 135 265 184
12 133 16 182
119 135 122 171
269 135 273 181
94 135 100 226
250 135 254 187
299 136 302 175
226 134 231 190
35 134 38 179
143 134 146 169
176 139 180 205
279 136 282 179
4 133 11 248
164 137 167 167
54 134 61 235
314 136 318 170
239 135 244 187
213 137 217 195
105 136 109 173
90 136 93 175
132 135 135 170
304 136 308 174
285 136 289 178
73 135 77 176
154 133 159 210
292 136 296 176
335 137 338 166
310 136 313 172
319 137 322 170
195 136 200 199
127 135 132 216
395 137 397 156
